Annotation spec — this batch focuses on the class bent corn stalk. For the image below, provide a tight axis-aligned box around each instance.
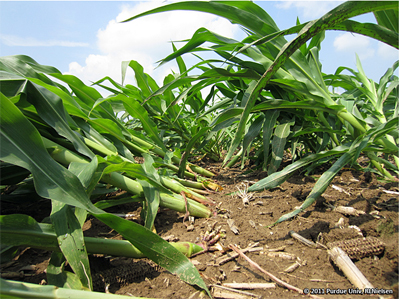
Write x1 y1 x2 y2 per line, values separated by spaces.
0 214 203 258
43 138 212 218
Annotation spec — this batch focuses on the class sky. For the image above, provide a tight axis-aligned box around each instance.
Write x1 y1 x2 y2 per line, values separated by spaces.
0 1 398 93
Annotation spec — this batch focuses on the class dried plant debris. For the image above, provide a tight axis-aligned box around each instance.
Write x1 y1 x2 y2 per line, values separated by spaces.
235 182 254 206
331 184 351 196
283 261 301 273
328 247 374 290
329 204 366 216
289 230 318 248
222 282 276 289
227 219 239 235
326 237 385 260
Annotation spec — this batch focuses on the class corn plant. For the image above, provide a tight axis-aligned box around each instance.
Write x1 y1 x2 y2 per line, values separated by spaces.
124 0 398 225
92 55 223 165
0 55 213 296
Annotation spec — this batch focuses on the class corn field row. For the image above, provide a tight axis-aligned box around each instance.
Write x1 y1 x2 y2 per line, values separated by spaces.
0 1 398 298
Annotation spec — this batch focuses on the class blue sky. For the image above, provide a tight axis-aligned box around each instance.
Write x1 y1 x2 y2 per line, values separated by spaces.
0 1 398 90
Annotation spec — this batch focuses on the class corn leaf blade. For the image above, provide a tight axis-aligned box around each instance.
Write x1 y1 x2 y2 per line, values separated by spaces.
50 202 92 290
0 94 100 213
268 118 294 174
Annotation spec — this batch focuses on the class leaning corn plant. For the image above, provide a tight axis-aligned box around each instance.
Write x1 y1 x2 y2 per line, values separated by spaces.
123 0 398 225
0 56 213 297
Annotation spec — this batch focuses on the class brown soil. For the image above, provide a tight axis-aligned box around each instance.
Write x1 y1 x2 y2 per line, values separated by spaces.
1 162 399 299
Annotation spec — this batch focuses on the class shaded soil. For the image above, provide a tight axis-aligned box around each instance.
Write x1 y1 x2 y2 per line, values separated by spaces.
1 161 399 299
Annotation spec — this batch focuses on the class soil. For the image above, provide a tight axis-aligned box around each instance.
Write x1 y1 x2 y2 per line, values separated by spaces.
1 159 399 299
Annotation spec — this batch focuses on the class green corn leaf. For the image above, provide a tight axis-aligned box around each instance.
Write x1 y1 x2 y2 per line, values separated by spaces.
50 201 92 290
166 78 220 116
269 126 385 226
308 29 325 52
0 214 60 251
242 114 264 168
102 134 137 162
23 82 94 159
50 73 119 124
0 93 101 213
252 99 341 114
138 179 159 230
142 74 198 102
240 18 398 52
25 77 88 119
215 50 268 75
68 157 101 198
127 60 153 98
262 110 280 171
377 60 399 100
198 67 260 80
268 118 294 175
141 153 160 182
93 76 125 93
0 55 61 84
173 42 187 74
47 251 85 290
0 73 94 159
248 145 350 192
292 127 343 138
332 20 398 49
223 80 258 166
307 47 329 94
88 118 132 144
122 1 280 37
178 127 210 178
94 195 142 210
270 149 356 226
374 8 399 34
197 85 216 113
121 95 167 152
297 17 307 56
202 116 239 150
140 153 161 230
368 117 399 148
88 95 126 118
64 159 95 225
156 27 242 67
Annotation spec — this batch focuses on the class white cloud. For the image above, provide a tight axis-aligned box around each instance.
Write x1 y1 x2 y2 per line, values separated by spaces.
0 34 89 47
377 43 399 61
275 1 342 20
67 1 240 88
333 32 375 60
